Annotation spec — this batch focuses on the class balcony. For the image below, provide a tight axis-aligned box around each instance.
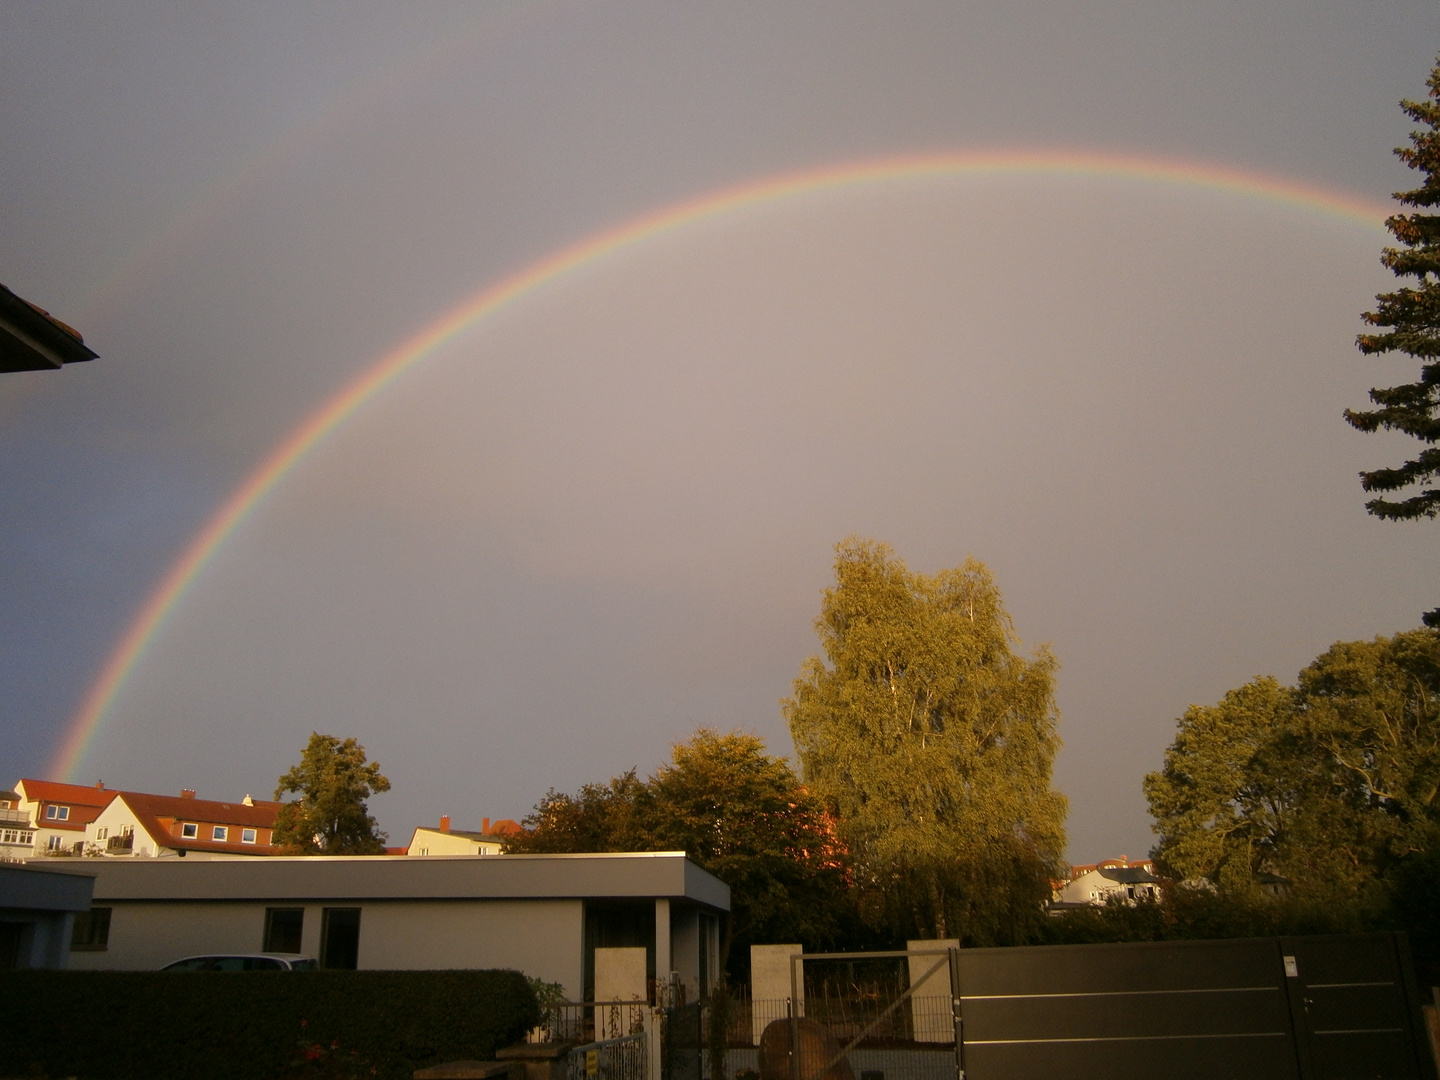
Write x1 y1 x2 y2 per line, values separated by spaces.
105 834 134 853
0 808 31 826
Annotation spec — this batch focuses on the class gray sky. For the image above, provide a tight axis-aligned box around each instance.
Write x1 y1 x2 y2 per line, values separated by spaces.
2 2 1438 862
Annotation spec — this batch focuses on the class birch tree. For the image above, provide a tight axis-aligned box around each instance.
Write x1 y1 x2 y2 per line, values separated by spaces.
784 537 1066 945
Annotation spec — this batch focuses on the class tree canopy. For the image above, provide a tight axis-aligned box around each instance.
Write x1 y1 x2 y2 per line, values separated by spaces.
783 537 1066 946
505 729 849 970
1145 629 1440 895
272 732 391 855
1346 57 1440 621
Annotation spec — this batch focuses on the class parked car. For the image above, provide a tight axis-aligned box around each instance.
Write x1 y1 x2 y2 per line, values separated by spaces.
160 953 317 971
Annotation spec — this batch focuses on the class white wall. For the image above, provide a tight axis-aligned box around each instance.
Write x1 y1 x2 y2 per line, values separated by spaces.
67 897 586 996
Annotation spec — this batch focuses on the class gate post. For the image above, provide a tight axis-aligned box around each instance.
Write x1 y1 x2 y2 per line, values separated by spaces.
948 946 965 1080
646 1005 662 1080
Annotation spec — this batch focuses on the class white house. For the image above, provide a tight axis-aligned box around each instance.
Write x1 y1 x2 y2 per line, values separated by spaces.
1053 865 1161 907
25 851 728 1003
78 789 283 858
406 815 521 856
13 779 116 857
0 791 37 862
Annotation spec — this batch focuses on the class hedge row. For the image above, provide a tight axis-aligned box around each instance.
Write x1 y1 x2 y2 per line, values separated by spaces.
1 968 540 1080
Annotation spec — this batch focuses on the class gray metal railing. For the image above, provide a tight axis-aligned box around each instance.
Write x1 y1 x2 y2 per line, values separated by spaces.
566 1032 647 1080
534 1000 649 1045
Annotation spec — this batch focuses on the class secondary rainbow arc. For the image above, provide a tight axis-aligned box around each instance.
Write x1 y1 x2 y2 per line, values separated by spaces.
51 147 1394 781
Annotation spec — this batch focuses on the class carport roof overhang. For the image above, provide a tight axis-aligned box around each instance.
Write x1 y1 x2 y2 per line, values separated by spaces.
26 851 729 911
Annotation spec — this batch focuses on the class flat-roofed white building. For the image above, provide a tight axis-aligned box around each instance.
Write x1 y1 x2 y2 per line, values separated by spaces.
25 852 727 1002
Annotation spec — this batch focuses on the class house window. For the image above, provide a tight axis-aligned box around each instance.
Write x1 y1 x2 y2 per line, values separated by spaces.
264 907 305 953
47 835 63 851
320 908 361 970
71 907 112 951
97 827 108 840
46 805 69 821
212 826 228 841
241 828 257 845
181 823 198 839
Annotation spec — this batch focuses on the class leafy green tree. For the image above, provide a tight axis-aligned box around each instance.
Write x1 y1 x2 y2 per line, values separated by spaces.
1346 58 1440 623
506 730 850 970
1145 630 1440 893
1297 631 1440 863
272 732 391 855
503 770 649 854
640 730 848 964
783 537 1067 946
1143 677 1360 891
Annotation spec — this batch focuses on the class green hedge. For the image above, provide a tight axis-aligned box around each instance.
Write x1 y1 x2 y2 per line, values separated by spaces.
1 968 540 1080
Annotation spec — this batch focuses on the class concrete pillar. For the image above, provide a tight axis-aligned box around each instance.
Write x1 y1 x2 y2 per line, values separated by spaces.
906 939 958 1043
750 943 803 1044
654 898 672 1003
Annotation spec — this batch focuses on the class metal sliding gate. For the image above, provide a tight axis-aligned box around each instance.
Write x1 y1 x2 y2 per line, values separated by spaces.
773 933 1435 1080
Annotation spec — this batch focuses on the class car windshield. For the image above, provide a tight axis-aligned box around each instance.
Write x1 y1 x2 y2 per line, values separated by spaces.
288 958 318 971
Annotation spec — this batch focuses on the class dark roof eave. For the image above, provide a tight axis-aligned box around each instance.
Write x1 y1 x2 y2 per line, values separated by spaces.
0 284 99 371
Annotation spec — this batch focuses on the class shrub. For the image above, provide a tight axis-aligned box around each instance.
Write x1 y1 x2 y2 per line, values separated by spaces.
0 968 539 1080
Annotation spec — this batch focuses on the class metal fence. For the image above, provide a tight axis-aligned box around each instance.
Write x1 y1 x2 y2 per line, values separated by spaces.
535 1001 651 1045
567 1033 647 1080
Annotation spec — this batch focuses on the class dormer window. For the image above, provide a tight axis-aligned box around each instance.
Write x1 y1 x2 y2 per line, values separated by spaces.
212 826 228 841
46 805 70 821
241 828 257 844
181 822 198 839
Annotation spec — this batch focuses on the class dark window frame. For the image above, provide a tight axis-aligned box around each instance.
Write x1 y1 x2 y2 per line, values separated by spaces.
71 907 112 952
263 907 305 954
319 907 361 970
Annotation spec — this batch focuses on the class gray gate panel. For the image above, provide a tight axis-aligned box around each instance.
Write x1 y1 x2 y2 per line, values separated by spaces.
1282 934 1430 1080
955 937 1283 995
962 984 1293 1041
965 1033 1301 1080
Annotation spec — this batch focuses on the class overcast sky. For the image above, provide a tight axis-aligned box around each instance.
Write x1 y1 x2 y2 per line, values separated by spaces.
3 3 1438 861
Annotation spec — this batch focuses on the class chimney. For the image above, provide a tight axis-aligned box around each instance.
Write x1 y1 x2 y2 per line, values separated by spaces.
439 815 451 834
181 789 196 800
96 780 104 789
242 794 254 807
482 817 490 833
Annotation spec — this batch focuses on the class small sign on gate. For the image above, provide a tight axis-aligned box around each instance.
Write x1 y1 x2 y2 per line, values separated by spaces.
585 1049 598 1077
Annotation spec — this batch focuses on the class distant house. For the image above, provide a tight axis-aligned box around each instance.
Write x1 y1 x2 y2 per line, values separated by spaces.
406 815 522 857
0 282 98 372
1054 863 1161 907
0 791 38 862
81 789 283 859
13 780 117 857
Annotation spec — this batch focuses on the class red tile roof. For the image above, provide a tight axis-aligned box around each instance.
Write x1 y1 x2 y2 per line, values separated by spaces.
114 791 284 856
18 779 117 809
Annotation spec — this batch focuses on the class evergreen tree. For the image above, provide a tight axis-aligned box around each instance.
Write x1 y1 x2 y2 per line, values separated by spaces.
1346 57 1440 623
783 537 1066 946
272 732 391 855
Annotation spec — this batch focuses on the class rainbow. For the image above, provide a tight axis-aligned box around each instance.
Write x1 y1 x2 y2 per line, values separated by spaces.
51 148 1394 781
